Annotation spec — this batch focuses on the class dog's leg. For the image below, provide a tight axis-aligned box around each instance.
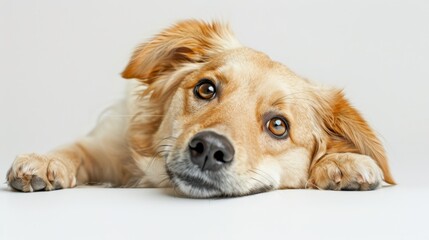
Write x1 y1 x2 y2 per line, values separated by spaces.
6 101 131 192
308 153 383 191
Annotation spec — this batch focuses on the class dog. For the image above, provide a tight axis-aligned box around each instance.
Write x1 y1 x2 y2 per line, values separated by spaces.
6 20 395 197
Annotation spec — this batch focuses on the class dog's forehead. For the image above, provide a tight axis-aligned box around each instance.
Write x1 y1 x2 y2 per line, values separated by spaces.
208 47 307 93
213 47 275 72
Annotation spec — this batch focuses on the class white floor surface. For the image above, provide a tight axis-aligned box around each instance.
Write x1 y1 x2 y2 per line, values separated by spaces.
1 184 429 240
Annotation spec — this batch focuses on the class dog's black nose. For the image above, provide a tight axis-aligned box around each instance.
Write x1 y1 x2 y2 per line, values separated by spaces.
188 131 235 171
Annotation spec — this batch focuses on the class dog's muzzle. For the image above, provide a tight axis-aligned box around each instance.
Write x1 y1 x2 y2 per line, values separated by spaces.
188 131 235 171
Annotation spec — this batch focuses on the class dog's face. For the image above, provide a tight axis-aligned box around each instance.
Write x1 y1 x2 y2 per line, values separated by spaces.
160 49 319 197
122 20 392 197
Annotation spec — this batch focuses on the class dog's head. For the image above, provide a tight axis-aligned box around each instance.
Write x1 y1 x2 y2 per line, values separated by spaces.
122 20 394 197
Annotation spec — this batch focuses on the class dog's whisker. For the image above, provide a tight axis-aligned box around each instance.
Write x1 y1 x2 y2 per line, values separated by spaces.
278 97 322 106
146 149 173 172
272 88 335 107
158 175 171 186
248 176 273 194
133 137 177 152
150 144 174 153
250 176 266 187
305 180 321 190
145 142 174 167
254 169 275 183
249 169 274 187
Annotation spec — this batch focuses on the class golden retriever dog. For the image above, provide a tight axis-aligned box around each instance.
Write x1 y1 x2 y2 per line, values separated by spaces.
6 20 395 197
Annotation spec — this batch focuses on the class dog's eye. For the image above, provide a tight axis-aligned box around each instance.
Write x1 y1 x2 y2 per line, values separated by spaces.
194 79 216 100
266 117 289 139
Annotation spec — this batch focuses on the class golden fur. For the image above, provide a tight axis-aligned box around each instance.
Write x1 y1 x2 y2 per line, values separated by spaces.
6 20 394 197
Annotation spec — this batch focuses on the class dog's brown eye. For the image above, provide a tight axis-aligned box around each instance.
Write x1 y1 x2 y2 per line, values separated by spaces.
266 117 289 139
194 79 216 100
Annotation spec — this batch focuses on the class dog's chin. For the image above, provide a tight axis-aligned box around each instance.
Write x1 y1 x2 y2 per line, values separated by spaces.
169 173 273 198
166 169 224 198
166 159 274 198
171 176 223 198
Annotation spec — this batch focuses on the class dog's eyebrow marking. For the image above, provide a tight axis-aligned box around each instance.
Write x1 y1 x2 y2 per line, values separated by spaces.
183 68 229 89
256 92 289 124
272 96 288 108
213 70 230 84
270 91 289 108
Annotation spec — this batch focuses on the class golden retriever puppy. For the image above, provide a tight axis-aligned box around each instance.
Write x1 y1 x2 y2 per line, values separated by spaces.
6 20 395 197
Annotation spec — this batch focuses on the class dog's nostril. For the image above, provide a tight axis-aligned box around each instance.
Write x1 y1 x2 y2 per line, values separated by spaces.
190 141 205 154
213 151 225 163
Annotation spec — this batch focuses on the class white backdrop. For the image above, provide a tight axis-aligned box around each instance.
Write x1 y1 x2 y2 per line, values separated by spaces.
1 1 428 239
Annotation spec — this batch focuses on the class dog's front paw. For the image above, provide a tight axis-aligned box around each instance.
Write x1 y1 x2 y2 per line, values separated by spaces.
308 153 383 191
6 153 77 192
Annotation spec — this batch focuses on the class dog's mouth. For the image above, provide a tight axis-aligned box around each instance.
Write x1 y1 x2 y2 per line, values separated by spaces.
165 155 276 198
166 168 224 198
165 157 226 197
171 172 220 192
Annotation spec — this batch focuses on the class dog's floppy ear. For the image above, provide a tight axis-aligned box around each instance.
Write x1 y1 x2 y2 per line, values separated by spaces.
314 90 395 184
122 19 240 82
122 20 240 157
